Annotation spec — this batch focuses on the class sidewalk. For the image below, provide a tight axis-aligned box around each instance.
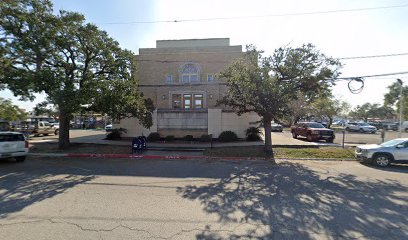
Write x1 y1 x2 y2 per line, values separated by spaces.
29 130 324 149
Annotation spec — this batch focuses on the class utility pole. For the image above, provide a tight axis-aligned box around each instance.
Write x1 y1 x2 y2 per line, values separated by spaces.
397 79 403 138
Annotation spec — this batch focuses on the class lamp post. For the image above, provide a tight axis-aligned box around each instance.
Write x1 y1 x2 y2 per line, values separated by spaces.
397 79 403 137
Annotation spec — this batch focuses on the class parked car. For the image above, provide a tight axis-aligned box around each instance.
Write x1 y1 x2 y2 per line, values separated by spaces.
14 121 59 136
105 124 113 132
291 122 335 143
271 123 283 132
381 122 398 131
0 132 29 162
345 122 377 133
355 138 408 167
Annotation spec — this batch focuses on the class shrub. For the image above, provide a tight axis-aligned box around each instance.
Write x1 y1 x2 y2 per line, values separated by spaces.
245 127 262 141
200 134 212 142
218 131 238 142
184 135 194 141
165 135 175 142
106 128 127 140
147 132 161 142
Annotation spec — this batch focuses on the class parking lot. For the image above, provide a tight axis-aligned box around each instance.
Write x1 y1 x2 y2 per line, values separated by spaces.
26 128 408 147
274 129 408 146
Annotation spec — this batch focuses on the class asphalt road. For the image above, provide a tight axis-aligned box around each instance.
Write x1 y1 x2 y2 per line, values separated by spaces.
1 157 407 239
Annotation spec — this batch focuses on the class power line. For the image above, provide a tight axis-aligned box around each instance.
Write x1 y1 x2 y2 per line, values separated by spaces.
99 3 408 25
336 71 408 80
339 52 408 60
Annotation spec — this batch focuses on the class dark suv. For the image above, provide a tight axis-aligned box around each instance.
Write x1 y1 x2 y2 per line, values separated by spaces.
291 122 335 143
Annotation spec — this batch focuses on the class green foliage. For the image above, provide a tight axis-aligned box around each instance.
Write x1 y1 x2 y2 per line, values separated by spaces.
33 101 59 117
0 1 153 148
0 98 27 121
147 132 161 142
218 131 238 142
245 127 262 141
384 80 408 119
199 134 212 142
349 103 395 121
218 44 341 154
165 135 175 142
184 135 194 141
312 95 350 127
105 128 127 140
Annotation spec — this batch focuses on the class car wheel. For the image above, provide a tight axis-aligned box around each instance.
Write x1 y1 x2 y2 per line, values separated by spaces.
55 129 59 135
359 128 364 133
345 127 350 131
306 134 313 142
44 133 49 136
15 156 26 162
292 132 297 139
373 154 391 167
326 138 334 143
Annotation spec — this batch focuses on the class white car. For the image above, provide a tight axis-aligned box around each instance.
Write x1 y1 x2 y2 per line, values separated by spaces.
0 132 29 162
355 138 408 167
105 124 113 132
345 122 377 133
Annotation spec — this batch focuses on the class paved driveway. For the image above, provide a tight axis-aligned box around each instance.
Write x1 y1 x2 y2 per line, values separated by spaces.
1 157 407 239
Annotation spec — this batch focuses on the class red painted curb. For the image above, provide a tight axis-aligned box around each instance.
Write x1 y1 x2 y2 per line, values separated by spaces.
66 153 266 161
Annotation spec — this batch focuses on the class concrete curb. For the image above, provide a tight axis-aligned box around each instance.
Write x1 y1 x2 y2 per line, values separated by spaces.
29 153 357 161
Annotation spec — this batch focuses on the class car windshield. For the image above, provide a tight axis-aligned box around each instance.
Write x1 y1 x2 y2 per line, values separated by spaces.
307 123 324 128
380 139 406 147
358 123 370 126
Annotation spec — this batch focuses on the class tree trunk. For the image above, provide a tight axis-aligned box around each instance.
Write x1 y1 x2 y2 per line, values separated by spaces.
58 109 71 149
328 117 333 129
263 117 276 164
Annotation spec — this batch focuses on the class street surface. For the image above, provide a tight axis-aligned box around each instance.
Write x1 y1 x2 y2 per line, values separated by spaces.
1 157 407 239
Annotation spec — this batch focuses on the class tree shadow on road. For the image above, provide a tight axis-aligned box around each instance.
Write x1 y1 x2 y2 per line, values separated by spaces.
0 160 94 219
178 162 408 239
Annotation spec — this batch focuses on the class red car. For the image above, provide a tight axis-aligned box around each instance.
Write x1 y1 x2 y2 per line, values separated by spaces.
291 122 335 143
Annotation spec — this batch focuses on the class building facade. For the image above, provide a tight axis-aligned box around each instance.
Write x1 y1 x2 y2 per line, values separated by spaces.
117 38 260 138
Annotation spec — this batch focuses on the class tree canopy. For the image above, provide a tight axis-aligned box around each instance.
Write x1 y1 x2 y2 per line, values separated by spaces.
219 44 341 159
0 97 27 121
0 0 153 148
349 103 395 121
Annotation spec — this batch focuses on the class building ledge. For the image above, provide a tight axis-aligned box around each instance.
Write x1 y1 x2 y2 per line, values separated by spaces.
157 109 208 113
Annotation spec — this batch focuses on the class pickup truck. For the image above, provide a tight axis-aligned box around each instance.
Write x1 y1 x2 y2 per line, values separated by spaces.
0 132 29 162
291 122 335 143
14 121 59 136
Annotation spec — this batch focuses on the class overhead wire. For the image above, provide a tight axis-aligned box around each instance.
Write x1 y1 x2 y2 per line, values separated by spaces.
99 3 408 25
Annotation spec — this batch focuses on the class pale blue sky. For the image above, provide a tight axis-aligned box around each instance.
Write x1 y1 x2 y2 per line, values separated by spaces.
2 0 408 111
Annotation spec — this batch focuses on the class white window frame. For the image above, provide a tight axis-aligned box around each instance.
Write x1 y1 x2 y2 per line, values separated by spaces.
169 91 206 110
179 63 200 83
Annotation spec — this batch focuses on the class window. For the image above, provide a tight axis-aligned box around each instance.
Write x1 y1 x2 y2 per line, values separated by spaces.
183 94 192 109
180 63 199 82
194 94 203 109
171 93 205 109
207 74 214 82
165 75 173 83
172 94 182 109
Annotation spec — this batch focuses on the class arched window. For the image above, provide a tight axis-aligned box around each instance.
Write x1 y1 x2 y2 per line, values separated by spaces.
180 63 200 83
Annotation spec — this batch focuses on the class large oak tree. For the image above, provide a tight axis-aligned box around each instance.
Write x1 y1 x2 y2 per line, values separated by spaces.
1 0 153 148
219 44 341 161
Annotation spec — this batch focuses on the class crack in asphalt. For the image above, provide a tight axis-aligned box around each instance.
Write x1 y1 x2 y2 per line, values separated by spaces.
0 218 406 239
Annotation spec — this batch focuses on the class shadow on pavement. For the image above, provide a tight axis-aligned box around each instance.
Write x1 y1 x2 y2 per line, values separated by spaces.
0 159 94 219
177 162 408 239
1 157 407 239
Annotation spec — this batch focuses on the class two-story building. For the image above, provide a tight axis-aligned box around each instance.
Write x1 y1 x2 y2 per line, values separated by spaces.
117 38 260 138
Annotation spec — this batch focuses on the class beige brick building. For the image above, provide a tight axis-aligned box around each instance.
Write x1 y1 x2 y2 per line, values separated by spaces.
117 38 260 138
